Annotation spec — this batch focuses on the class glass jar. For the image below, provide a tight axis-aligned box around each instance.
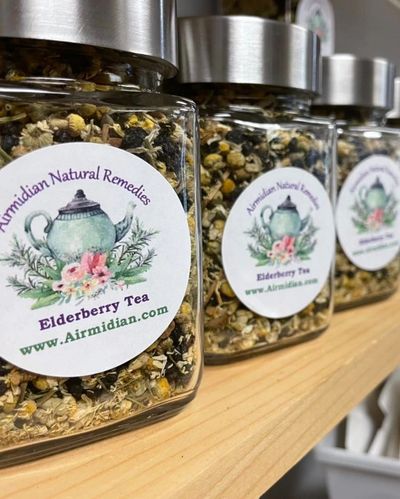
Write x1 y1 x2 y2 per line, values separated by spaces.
0 0 202 465
178 17 335 363
313 55 400 310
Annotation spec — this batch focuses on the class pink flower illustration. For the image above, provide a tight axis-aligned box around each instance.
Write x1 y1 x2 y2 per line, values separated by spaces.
80 252 113 284
81 279 99 295
52 281 65 292
367 208 384 231
271 240 282 253
92 266 112 285
80 252 107 274
61 262 85 282
275 235 295 255
279 253 291 265
116 280 126 290
268 235 296 264
64 285 77 296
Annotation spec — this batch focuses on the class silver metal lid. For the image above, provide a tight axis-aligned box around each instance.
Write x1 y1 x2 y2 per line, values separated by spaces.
387 77 400 119
315 54 395 110
0 0 178 76
178 16 321 95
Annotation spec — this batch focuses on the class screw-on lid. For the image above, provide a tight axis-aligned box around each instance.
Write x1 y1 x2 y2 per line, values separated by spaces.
0 0 178 76
387 77 400 119
178 16 321 95
315 54 395 110
59 190 101 215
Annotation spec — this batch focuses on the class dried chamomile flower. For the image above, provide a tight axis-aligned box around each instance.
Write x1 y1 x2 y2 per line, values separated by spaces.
19 120 53 150
67 113 86 136
80 121 101 141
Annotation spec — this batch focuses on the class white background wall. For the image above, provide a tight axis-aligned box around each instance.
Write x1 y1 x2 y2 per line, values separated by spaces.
333 0 400 69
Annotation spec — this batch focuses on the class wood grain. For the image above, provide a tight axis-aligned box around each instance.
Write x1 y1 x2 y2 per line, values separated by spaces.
2 294 400 498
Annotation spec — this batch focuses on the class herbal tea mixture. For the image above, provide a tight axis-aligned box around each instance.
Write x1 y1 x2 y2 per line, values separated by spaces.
0 38 162 90
196 88 333 360
313 55 400 309
335 129 400 308
0 95 199 446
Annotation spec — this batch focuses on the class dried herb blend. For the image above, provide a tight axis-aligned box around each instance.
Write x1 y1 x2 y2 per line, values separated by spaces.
314 55 400 310
336 129 400 307
0 97 200 445
178 17 335 363
0 0 201 465
195 88 334 361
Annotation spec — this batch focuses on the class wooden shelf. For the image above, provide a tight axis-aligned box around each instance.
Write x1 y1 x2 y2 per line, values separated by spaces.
3 293 400 498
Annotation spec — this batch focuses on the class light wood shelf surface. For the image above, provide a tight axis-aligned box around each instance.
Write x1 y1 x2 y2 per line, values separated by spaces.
2 293 400 498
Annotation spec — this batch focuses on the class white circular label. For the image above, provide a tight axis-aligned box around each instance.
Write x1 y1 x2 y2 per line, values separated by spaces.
222 167 335 318
336 154 400 271
296 0 335 56
0 143 191 377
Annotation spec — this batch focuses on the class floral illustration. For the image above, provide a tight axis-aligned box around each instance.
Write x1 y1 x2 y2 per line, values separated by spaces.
267 235 296 265
351 177 397 233
246 196 318 266
1 219 157 310
308 10 329 43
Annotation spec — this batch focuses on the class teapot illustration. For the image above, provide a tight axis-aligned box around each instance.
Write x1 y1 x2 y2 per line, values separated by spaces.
24 190 135 262
261 196 309 240
361 177 388 211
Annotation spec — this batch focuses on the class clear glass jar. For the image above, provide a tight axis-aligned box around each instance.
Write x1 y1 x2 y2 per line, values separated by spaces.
0 1 202 466
178 18 335 363
316 107 400 309
313 55 400 310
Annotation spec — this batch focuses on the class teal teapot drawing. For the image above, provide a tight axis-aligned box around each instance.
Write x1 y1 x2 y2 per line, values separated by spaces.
261 196 309 240
361 177 388 211
25 190 135 262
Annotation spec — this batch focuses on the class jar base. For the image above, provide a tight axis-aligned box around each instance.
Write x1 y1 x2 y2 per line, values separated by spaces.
335 287 397 312
204 326 328 365
0 388 197 468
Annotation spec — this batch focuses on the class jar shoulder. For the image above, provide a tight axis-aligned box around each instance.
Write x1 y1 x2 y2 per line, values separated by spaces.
337 124 400 139
0 84 197 116
198 104 334 130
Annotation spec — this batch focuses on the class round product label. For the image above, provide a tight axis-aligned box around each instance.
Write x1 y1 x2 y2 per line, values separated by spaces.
296 0 335 56
0 143 191 377
222 167 335 319
336 154 400 271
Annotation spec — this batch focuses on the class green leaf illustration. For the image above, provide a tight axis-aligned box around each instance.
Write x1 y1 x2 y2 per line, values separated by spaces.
2 217 158 309
44 267 62 280
31 293 61 310
123 275 147 286
20 287 55 299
